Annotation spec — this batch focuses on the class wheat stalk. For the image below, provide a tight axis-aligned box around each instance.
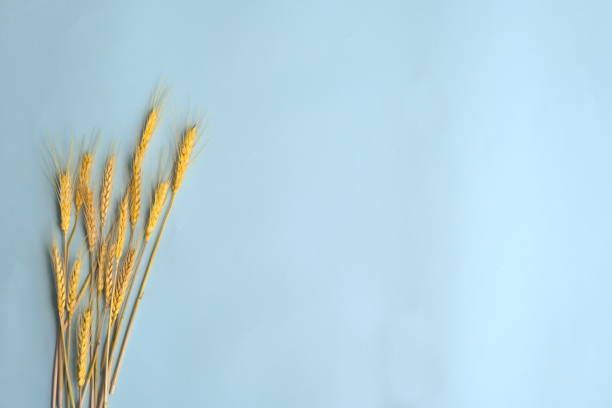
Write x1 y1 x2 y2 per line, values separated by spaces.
51 239 76 408
111 126 198 394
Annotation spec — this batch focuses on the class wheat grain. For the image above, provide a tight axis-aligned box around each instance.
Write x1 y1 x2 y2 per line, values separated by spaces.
77 308 92 387
100 155 115 229
58 172 72 234
67 256 81 318
172 126 197 192
145 181 169 241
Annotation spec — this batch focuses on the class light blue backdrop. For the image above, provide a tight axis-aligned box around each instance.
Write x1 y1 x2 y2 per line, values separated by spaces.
1 1 612 407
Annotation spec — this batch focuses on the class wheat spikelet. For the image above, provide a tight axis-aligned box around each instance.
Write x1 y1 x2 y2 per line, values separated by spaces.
51 241 65 322
111 248 136 322
97 238 108 293
116 193 128 260
145 181 169 241
76 152 93 210
77 308 92 387
105 243 116 306
100 154 115 228
84 187 97 253
67 255 81 318
129 164 142 228
172 126 197 192
58 171 72 234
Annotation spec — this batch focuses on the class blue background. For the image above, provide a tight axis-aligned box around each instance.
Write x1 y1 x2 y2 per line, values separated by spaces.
1 1 612 407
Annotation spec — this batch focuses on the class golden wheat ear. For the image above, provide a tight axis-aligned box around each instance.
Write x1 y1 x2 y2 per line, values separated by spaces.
66 254 82 318
145 181 170 241
111 248 136 323
97 238 109 294
50 240 66 323
172 126 198 193
116 193 129 260
57 171 73 235
75 152 94 211
100 154 116 230
83 187 98 254
105 243 116 306
77 308 92 387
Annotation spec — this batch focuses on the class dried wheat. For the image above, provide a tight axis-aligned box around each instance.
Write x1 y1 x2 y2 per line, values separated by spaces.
51 241 66 322
58 172 72 234
67 256 81 318
100 155 115 229
172 126 197 192
77 308 92 387
145 181 169 241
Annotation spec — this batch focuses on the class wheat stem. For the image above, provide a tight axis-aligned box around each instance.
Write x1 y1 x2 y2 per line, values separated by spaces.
52 336 59 408
59 320 76 408
110 194 175 393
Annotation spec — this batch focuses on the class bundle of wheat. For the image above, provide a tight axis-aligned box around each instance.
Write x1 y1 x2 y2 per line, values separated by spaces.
49 94 201 408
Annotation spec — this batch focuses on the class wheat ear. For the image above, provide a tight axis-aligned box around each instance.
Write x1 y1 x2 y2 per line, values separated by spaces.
116 193 128 260
139 107 159 153
145 181 169 241
77 308 92 387
100 154 115 230
105 243 116 306
111 126 198 394
172 126 197 192
58 171 73 235
84 187 98 254
129 158 142 229
67 255 81 318
51 241 66 322
75 152 93 211
111 248 136 323
97 238 109 294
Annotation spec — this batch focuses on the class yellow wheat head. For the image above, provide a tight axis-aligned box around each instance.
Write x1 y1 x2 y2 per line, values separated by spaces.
67 255 81 318
84 187 97 253
100 154 115 228
145 181 169 241
77 308 92 387
58 171 72 234
111 248 136 323
51 241 65 323
172 126 197 192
